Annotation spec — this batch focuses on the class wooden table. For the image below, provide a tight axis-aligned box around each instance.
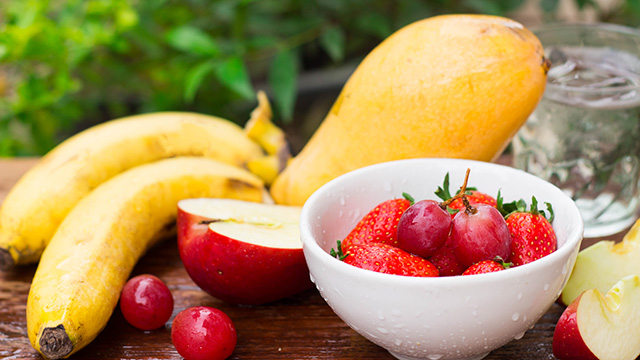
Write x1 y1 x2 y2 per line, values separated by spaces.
0 157 622 359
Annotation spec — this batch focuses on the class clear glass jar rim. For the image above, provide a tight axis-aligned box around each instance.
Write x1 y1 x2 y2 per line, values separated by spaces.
533 22 640 93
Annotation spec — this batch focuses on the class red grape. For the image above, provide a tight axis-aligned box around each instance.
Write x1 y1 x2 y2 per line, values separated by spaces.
397 200 452 258
171 306 237 360
120 274 174 330
451 204 512 267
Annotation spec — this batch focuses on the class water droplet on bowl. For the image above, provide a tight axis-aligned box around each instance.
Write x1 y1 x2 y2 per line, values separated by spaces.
514 331 525 340
377 327 389 334
427 353 443 360
512 313 520 321
517 292 523 301
395 339 403 346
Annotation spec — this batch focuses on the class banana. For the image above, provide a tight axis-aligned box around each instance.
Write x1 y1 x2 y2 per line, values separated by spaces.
27 156 265 359
0 112 263 269
244 91 291 186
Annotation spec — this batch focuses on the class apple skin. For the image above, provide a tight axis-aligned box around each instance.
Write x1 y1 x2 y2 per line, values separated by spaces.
560 220 640 306
554 275 640 360
177 207 313 305
552 294 598 360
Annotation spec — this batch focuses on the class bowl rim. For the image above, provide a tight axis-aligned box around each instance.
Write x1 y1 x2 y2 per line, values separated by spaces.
300 158 584 286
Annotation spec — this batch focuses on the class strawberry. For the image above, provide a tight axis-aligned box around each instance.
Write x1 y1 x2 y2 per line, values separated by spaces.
498 194 557 267
338 242 439 277
427 236 465 276
340 195 412 253
435 172 496 218
462 259 510 276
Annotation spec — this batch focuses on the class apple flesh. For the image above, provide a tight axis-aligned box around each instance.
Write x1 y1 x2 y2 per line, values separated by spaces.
553 275 640 360
560 220 640 306
177 198 312 305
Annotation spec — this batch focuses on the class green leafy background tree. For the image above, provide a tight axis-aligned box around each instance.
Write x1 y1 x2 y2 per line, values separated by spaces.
1 0 637 156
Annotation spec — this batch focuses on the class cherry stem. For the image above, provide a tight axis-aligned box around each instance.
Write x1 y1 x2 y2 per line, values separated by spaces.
439 168 475 214
458 168 477 215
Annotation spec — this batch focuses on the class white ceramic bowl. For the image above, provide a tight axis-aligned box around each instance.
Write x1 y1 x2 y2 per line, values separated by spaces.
300 158 583 360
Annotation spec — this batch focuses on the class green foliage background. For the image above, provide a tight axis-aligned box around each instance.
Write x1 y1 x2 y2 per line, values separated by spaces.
1 0 638 156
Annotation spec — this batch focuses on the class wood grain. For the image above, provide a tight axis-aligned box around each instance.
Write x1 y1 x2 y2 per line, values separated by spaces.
0 158 624 359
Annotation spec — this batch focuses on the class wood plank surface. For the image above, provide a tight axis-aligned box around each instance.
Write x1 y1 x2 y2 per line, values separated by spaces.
0 157 622 359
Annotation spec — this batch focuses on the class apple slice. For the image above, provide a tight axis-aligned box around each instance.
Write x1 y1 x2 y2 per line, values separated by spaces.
560 220 640 306
177 198 312 305
553 275 640 360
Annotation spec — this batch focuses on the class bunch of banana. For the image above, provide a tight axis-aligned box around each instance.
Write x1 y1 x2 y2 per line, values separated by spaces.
27 156 265 359
0 98 288 358
0 111 265 269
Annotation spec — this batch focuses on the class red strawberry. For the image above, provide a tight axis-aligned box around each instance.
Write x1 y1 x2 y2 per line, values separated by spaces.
499 195 557 267
462 259 510 275
340 196 412 253
427 236 465 276
340 242 439 277
435 172 496 218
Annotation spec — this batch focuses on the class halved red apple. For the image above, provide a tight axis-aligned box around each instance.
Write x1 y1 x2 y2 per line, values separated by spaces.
560 220 640 306
177 198 312 305
553 275 640 360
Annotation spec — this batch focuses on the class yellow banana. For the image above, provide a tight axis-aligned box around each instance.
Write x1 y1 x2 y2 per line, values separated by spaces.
244 91 291 186
27 156 265 359
0 112 263 269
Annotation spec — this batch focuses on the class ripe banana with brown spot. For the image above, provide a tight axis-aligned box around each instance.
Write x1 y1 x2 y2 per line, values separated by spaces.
0 112 263 269
27 156 265 359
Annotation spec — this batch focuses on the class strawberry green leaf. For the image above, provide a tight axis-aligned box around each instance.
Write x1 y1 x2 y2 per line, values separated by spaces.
544 201 555 223
435 172 477 201
330 240 348 261
402 192 415 205
530 196 541 216
435 173 453 201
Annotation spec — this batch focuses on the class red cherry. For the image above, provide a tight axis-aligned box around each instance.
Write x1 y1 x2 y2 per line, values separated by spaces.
120 274 174 330
171 306 237 360
451 204 512 267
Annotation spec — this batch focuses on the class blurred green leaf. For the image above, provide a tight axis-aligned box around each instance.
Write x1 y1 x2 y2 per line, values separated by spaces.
268 49 298 122
184 61 216 103
320 26 345 63
2 0 639 157
355 13 392 39
214 56 254 99
463 0 503 15
540 0 560 12
165 25 220 56
575 0 598 10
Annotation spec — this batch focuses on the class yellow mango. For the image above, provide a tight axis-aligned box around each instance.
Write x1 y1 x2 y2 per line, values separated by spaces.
271 14 549 206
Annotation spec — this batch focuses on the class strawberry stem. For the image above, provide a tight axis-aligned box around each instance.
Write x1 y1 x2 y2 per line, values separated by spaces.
330 240 348 261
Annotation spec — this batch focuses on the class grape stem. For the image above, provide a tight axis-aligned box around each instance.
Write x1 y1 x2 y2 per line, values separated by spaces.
445 168 477 215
